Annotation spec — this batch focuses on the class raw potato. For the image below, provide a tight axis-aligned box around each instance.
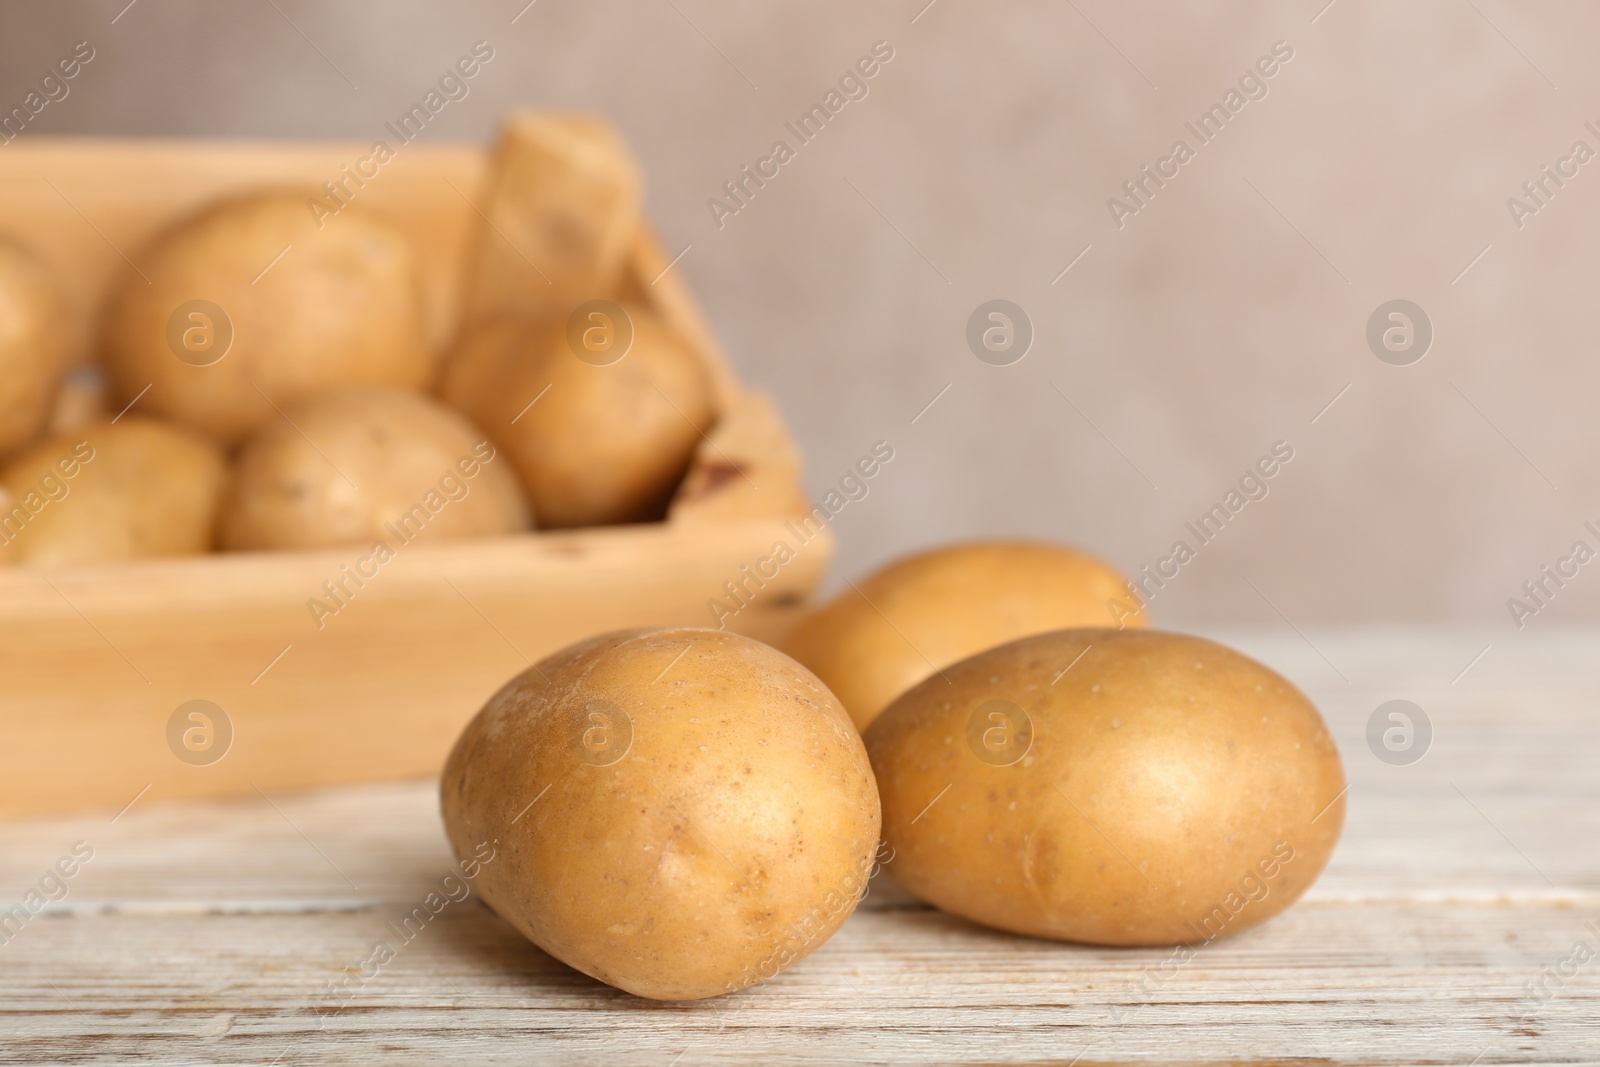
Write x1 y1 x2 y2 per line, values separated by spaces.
783 541 1145 731
101 190 432 446
220 387 529 551
440 627 882 1000
459 112 641 327
864 628 1346 946
0 418 226 567
0 237 72 459
441 305 713 527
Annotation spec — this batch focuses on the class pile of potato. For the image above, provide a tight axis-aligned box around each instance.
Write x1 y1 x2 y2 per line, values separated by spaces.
0 113 713 567
442 541 1347 1000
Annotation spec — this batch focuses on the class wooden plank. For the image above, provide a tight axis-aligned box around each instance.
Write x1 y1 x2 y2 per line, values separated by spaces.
0 517 824 819
0 630 1595 1064
4 902 1590 1065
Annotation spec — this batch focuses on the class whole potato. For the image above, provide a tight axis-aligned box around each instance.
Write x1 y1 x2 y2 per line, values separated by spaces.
459 112 641 327
0 237 72 459
440 627 882 1000
440 304 712 527
220 387 529 551
101 190 432 445
783 541 1145 731
864 628 1345 946
0 418 226 566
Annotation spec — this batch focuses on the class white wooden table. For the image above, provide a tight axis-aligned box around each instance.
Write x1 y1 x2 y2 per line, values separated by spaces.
3 628 1597 1065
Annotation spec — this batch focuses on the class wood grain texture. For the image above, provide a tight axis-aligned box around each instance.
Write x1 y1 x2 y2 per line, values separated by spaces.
1 628 1595 1065
0 139 829 819
0 511 829 819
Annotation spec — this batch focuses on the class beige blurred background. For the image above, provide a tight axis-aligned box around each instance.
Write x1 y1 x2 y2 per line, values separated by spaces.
3 0 1595 629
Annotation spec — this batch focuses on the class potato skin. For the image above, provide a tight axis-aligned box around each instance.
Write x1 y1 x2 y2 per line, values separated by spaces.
864 628 1345 946
0 418 226 566
440 628 881 1000
101 190 432 445
220 387 529 551
460 112 641 327
0 237 71 459
783 541 1145 731
440 305 712 528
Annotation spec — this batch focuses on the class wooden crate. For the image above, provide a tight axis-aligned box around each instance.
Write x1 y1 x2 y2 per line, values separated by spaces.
0 139 831 819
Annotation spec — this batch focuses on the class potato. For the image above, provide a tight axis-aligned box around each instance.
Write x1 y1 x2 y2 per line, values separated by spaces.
440 627 881 1000
783 541 1145 731
440 304 713 527
0 236 72 459
101 189 432 445
459 112 641 327
864 628 1346 946
0 418 226 566
220 387 529 552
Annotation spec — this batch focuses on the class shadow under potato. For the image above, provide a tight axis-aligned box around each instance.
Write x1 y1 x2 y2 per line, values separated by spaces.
423 902 738 1010
350 900 603 1004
